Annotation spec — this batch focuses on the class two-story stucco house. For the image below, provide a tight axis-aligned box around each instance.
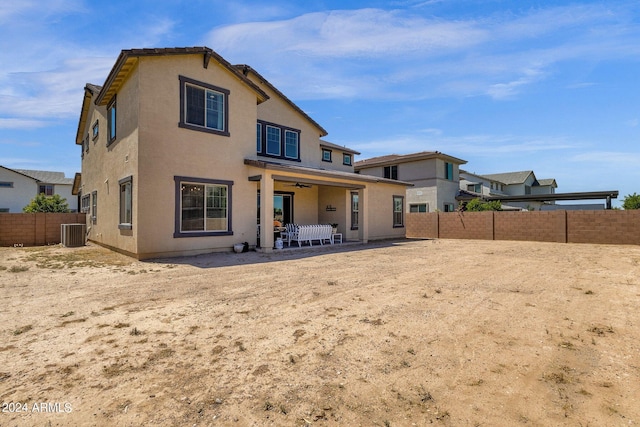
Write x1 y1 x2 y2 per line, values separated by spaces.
459 170 557 210
354 151 467 213
0 166 78 212
75 47 410 259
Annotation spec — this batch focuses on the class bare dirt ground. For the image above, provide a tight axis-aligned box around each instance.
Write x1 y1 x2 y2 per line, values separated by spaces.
1 239 639 427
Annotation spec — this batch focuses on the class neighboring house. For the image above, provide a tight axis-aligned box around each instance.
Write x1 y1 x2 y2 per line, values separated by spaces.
0 166 77 212
459 170 557 210
75 47 410 259
354 151 467 212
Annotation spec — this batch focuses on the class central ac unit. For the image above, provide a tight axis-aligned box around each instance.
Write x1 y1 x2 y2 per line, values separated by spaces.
61 223 86 247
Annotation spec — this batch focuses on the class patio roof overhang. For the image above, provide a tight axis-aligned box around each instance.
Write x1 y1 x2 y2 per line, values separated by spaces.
456 189 619 209
244 158 413 188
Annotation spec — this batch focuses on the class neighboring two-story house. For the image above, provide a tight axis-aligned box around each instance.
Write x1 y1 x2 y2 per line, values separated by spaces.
459 170 557 210
0 166 77 212
354 151 467 213
75 47 410 259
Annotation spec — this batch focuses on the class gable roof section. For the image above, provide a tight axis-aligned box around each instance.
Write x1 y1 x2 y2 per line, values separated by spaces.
320 140 360 155
354 151 467 169
538 178 557 188
482 171 536 185
2 166 74 184
236 65 328 137
15 169 73 184
75 83 102 145
95 47 269 107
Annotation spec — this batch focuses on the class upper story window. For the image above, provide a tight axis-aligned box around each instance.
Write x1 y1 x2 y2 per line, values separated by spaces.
257 120 300 161
92 120 99 140
266 126 281 156
467 183 481 193
343 153 352 166
384 165 398 180
179 75 230 137
107 97 116 145
38 184 54 196
322 148 332 162
284 130 299 159
0 181 14 188
445 162 453 180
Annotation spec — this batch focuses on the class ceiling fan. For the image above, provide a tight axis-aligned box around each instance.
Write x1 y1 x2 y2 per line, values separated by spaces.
286 182 312 188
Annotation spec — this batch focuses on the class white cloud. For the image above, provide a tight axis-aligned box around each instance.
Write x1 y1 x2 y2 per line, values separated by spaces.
0 118 49 129
204 4 640 101
571 151 640 166
350 132 579 159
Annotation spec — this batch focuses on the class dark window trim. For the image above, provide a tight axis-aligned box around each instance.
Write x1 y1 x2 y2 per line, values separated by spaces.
256 119 301 162
107 96 116 146
38 184 55 196
322 148 332 163
118 175 133 230
343 153 352 166
384 165 398 180
91 190 97 224
178 75 230 137
350 191 359 230
92 120 99 141
393 195 404 228
409 203 427 213
173 176 234 238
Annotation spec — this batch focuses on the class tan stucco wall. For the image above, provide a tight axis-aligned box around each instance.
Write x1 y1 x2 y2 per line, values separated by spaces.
79 52 408 258
80 61 140 255
134 55 260 257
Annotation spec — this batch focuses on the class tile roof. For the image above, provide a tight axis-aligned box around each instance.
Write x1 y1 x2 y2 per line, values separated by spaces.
319 140 360 155
481 171 535 185
12 168 74 184
354 151 467 168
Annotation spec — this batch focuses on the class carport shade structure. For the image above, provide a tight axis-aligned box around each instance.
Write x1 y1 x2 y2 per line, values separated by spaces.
456 190 619 209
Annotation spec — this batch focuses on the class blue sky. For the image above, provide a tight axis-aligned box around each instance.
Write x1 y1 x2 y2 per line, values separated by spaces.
1 0 639 206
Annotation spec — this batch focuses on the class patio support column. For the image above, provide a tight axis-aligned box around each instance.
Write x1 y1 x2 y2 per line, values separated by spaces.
360 186 369 244
259 172 274 252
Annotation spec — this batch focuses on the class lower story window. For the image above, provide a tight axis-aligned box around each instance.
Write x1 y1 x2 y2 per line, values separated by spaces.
119 176 133 230
81 194 90 213
393 195 404 227
351 192 359 230
409 203 427 213
91 191 97 224
444 203 455 212
174 176 233 237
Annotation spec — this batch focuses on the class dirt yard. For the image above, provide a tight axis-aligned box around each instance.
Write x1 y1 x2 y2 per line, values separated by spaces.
1 239 639 426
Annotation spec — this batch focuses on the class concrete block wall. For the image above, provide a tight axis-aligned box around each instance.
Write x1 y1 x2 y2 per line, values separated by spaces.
438 211 494 240
407 210 640 246
568 210 640 245
406 212 438 238
494 211 566 243
0 213 86 246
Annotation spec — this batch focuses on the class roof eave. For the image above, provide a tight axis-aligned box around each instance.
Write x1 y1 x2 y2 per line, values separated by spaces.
95 48 270 107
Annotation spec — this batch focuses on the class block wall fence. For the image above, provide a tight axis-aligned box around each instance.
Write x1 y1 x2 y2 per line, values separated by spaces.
406 210 640 245
0 213 86 247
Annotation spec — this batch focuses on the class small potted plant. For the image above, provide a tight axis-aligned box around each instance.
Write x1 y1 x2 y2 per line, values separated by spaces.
330 223 338 234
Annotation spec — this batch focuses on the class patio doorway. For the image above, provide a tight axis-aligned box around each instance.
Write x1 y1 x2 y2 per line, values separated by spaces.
273 192 293 227
257 190 294 246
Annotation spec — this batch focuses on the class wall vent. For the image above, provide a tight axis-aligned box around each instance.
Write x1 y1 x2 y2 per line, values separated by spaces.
61 224 86 247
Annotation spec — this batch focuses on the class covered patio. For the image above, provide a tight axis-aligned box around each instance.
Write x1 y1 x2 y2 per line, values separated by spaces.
245 159 410 252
